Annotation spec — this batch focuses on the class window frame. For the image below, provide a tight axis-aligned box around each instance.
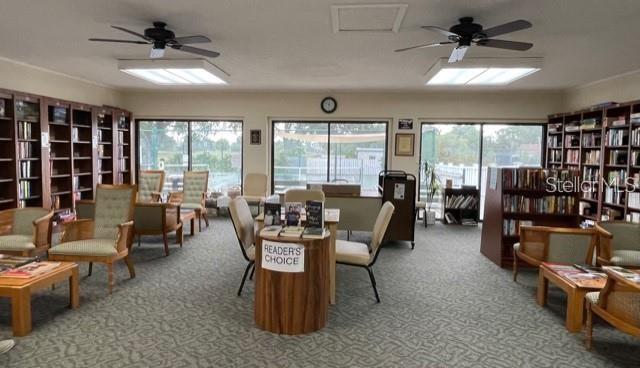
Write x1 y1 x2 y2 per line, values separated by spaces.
135 118 244 192
270 119 390 194
417 121 547 220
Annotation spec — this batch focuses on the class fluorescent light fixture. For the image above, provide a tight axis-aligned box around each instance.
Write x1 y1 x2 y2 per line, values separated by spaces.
425 58 542 86
118 59 228 85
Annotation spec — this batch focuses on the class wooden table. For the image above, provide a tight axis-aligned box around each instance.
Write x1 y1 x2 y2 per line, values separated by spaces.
255 233 330 335
255 208 340 304
0 262 79 336
537 263 605 333
181 209 196 236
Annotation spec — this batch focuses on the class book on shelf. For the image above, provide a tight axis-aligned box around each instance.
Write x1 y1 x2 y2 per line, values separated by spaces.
583 150 600 165
17 121 32 140
548 123 562 133
547 135 561 148
263 202 282 226
601 207 622 221
608 150 628 165
501 168 576 190
605 116 627 127
71 127 79 142
444 212 457 224
604 187 624 205
18 141 34 159
0 261 60 278
631 113 640 124
20 161 32 177
18 180 33 199
581 117 601 129
565 149 579 164
461 218 477 226
606 169 627 186
278 226 304 238
502 195 576 214
602 266 640 283
564 123 580 132
502 219 532 236
564 135 580 147
445 194 478 209
548 150 561 163
627 192 640 210
626 212 640 223
582 132 601 146
605 129 629 146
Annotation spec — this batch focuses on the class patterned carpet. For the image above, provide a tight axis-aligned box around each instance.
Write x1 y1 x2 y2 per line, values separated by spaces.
0 218 638 367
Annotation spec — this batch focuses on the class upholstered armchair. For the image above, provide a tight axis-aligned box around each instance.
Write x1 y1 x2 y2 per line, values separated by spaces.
336 201 395 302
134 202 182 256
0 208 53 256
169 171 209 232
242 173 268 213
595 221 640 268
513 226 597 282
137 170 165 203
48 185 137 293
585 268 640 349
229 197 257 296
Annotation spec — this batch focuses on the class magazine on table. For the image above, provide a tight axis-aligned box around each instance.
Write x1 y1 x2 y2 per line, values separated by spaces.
0 261 60 278
603 266 640 283
303 200 327 238
279 226 304 238
0 255 36 268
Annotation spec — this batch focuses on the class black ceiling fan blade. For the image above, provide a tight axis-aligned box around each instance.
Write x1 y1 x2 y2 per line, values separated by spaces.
475 39 533 51
170 44 220 58
421 26 459 38
171 35 211 44
89 38 149 44
111 25 151 41
478 20 532 39
394 42 454 52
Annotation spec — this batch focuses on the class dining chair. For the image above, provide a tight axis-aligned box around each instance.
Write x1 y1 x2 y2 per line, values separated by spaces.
134 202 182 256
137 170 165 203
48 184 137 294
229 197 256 296
336 201 394 302
284 189 325 203
242 173 268 213
0 207 53 256
595 221 640 268
513 226 597 282
169 171 209 231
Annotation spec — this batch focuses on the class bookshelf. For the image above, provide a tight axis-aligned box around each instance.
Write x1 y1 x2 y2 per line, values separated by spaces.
14 94 43 208
46 99 73 212
71 104 96 201
116 110 134 184
0 90 17 209
442 187 479 225
546 100 640 223
480 168 580 267
96 107 115 185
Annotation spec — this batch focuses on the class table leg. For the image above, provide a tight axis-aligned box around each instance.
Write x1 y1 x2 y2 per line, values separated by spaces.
537 270 548 306
566 289 586 333
11 289 31 337
69 267 80 309
190 217 195 236
328 223 337 305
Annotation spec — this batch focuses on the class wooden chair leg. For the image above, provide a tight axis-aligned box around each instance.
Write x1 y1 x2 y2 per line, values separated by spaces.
162 231 169 257
586 304 594 350
88 262 93 277
124 255 136 279
107 263 114 294
198 213 202 232
178 225 183 247
204 212 209 227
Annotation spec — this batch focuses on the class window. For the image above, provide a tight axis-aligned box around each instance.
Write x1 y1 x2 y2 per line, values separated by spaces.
137 120 243 194
419 123 544 219
272 121 388 193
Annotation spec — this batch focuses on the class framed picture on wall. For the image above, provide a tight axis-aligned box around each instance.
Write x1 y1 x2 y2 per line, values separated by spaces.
398 119 413 130
395 133 414 156
250 129 262 145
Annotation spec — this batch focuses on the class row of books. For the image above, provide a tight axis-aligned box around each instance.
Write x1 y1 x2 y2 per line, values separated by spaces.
582 167 600 182
564 135 579 147
261 200 327 239
606 169 627 186
605 129 628 146
564 123 580 132
20 161 35 178
501 168 576 190
17 121 34 140
628 192 640 210
605 116 628 128
584 150 600 165
502 219 532 236
632 113 640 125
582 132 601 147
18 180 35 199
97 130 112 142
626 212 640 223
118 158 129 171
632 151 640 166
547 135 561 148
444 194 478 209
548 150 561 162
604 187 624 205
502 195 576 214
609 150 627 165
118 131 128 144
631 127 640 146
17 141 36 159
565 149 579 164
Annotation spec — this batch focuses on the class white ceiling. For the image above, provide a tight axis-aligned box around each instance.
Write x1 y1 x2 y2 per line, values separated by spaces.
1 0 640 91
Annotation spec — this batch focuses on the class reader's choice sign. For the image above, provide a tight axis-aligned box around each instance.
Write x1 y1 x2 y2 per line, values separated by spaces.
262 240 304 273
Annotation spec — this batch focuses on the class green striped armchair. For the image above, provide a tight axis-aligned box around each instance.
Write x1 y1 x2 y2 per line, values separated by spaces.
596 221 640 268
169 171 209 232
0 207 53 256
138 170 165 203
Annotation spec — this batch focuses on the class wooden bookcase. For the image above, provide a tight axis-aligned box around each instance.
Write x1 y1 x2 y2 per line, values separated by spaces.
442 187 479 225
0 87 133 212
480 167 580 267
546 100 640 223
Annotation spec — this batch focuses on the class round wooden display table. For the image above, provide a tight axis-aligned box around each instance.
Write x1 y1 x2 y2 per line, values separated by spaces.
255 233 330 335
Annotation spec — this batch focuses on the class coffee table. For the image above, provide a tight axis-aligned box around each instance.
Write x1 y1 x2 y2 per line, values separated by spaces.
537 262 606 332
0 262 79 336
181 209 196 236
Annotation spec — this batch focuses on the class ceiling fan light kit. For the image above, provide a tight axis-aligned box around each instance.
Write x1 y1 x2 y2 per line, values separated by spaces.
118 59 228 85
424 58 542 86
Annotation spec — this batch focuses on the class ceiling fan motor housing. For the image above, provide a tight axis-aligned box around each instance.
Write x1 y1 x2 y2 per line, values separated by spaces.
449 17 484 46
144 21 175 47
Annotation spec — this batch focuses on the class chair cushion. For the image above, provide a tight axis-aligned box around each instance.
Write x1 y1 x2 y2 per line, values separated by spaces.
242 195 264 204
611 250 640 267
0 235 35 251
513 242 520 252
181 202 203 210
416 201 427 209
336 240 370 266
48 239 117 257
586 292 599 305
246 245 255 261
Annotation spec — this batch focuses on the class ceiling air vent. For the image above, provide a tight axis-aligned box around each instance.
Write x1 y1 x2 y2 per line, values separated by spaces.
331 4 408 33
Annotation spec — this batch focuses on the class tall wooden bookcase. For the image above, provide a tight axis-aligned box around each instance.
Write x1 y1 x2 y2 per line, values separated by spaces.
0 87 134 214
546 100 640 223
480 168 580 267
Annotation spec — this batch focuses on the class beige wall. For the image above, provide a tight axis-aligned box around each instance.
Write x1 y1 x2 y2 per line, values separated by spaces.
563 69 640 112
0 57 122 106
123 90 563 190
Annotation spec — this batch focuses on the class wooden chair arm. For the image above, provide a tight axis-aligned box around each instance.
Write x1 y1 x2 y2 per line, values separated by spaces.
33 211 54 248
75 199 95 205
168 191 183 204
151 191 163 202
0 209 14 235
116 221 135 252
61 219 95 243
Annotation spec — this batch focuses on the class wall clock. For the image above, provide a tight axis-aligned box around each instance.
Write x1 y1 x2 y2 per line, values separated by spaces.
321 97 337 114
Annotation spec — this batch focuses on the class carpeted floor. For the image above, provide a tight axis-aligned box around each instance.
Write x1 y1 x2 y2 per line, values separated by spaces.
0 218 638 367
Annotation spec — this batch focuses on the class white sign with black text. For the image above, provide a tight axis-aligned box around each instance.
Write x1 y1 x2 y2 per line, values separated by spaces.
262 240 304 273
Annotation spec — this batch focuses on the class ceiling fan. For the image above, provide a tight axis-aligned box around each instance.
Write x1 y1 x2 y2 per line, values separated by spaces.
395 17 533 63
89 21 220 59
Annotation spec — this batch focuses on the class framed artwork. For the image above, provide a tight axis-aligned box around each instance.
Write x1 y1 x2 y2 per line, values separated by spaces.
398 118 413 130
250 129 262 145
395 133 414 156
